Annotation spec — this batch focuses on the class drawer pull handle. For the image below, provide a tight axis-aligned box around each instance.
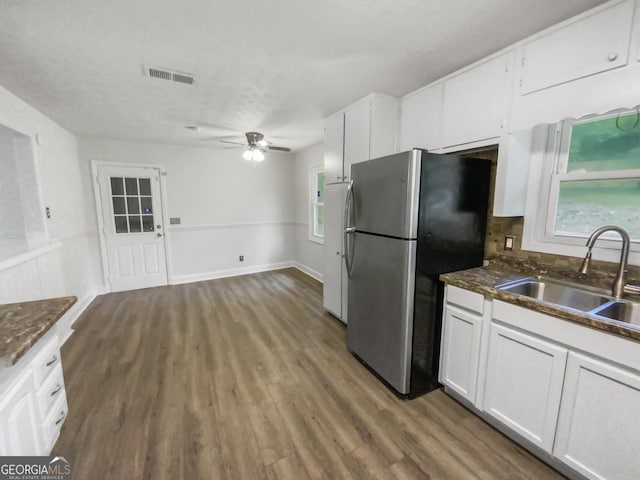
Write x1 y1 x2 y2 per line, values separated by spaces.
50 384 63 396
55 411 66 426
45 355 58 367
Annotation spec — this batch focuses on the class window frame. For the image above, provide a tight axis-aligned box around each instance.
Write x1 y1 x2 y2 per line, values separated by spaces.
309 166 325 244
522 115 640 266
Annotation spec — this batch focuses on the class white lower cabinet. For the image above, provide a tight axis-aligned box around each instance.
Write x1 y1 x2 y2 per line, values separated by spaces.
553 352 640 480
0 369 43 455
440 286 640 480
0 329 67 455
483 322 567 453
439 305 483 403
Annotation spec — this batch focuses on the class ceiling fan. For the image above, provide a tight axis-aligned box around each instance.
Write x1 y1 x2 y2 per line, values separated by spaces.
221 132 291 162
187 126 291 162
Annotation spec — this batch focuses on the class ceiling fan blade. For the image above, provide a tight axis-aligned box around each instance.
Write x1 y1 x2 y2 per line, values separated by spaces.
268 145 291 152
219 140 245 145
223 146 243 149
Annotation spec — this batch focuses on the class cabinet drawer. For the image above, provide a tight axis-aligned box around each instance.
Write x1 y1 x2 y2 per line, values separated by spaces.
41 394 67 454
36 364 65 421
446 286 484 314
32 335 61 387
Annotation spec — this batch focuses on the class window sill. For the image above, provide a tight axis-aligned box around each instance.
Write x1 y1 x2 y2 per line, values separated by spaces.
308 235 324 246
0 242 62 273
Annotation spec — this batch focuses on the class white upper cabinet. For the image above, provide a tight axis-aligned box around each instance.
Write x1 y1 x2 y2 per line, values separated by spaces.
520 0 635 95
324 111 345 184
343 98 371 180
441 52 513 149
324 93 398 184
398 84 443 151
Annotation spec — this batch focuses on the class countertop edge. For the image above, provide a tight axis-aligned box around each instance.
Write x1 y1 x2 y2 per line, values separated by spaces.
440 270 640 343
0 296 78 367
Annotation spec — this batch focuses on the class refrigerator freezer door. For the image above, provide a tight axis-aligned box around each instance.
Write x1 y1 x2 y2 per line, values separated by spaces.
349 150 421 240
346 232 416 394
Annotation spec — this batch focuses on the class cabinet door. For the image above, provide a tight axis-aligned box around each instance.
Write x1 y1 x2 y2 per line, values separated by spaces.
343 98 371 182
323 183 346 320
483 322 567 453
521 0 634 95
442 52 511 148
0 369 43 455
554 353 640 480
440 304 482 404
399 83 443 151
324 112 345 184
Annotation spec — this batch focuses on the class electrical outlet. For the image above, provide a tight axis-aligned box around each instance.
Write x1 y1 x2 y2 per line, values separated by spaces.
239 255 244 262
504 235 516 251
45 207 51 219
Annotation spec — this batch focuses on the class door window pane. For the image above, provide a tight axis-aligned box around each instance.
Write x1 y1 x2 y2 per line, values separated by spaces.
128 216 142 233
112 197 126 214
139 178 151 196
140 197 153 214
555 178 640 240
142 216 154 232
127 197 140 214
125 177 138 195
114 216 128 233
110 177 124 195
111 175 156 234
568 113 640 173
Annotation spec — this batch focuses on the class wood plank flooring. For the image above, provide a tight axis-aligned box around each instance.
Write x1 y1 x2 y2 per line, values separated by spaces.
54 268 565 479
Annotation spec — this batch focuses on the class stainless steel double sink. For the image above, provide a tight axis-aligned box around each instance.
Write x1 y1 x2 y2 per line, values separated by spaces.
497 276 640 327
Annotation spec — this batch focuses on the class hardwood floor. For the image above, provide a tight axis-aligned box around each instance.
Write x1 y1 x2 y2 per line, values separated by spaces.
54 268 564 479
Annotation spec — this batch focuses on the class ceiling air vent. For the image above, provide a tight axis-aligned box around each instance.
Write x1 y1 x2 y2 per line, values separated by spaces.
144 66 196 85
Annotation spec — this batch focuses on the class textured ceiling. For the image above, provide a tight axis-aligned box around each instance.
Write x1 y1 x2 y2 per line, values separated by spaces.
0 0 607 151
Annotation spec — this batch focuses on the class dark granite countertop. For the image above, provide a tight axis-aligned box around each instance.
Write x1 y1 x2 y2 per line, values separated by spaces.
440 258 640 342
0 296 77 367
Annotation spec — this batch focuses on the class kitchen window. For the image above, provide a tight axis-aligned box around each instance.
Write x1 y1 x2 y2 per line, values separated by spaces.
309 167 325 243
523 110 640 265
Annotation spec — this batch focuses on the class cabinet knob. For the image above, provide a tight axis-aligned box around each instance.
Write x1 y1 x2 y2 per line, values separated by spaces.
607 52 618 62
336 251 340 255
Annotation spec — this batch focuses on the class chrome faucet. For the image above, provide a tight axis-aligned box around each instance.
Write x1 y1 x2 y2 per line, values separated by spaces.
579 225 630 299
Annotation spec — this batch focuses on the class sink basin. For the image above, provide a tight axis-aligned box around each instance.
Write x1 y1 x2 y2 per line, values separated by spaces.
498 278 611 312
592 301 640 327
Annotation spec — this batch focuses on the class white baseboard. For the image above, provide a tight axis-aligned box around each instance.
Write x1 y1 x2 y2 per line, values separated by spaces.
170 261 296 285
294 262 323 283
59 289 99 345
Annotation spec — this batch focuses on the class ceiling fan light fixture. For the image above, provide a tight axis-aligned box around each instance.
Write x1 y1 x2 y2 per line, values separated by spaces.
242 148 253 161
257 139 269 148
252 149 265 162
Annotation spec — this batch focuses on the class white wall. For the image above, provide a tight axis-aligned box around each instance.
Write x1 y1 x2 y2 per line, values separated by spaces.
292 143 324 281
78 137 297 283
0 85 102 339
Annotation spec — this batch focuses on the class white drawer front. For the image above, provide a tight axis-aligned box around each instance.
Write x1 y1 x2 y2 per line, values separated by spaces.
41 394 67 454
446 285 484 314
32 335 61 387
36 364 65 421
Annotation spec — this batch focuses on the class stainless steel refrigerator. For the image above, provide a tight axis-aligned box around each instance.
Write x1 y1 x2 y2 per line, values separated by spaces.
344 149 491 397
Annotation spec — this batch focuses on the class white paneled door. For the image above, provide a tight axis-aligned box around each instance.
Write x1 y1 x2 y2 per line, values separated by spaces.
97 165 168 292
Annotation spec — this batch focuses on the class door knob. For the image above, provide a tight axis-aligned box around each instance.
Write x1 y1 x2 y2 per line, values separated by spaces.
157 233 163 237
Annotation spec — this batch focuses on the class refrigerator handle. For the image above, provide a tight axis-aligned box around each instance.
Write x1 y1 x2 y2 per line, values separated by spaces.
344 180 355 277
